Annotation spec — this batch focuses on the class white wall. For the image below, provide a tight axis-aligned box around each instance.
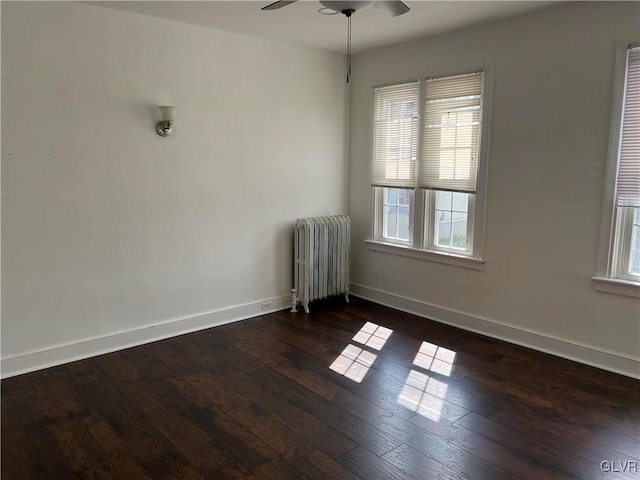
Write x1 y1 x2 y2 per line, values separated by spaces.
1 2 346 369
348 2 640 376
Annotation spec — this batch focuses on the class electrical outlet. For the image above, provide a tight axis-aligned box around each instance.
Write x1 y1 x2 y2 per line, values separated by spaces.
261 300 274 311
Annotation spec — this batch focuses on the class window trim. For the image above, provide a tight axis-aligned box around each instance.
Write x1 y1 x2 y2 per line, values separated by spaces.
369 66 493 267
471 65 493 260
593 42 640 296
365 239 485 271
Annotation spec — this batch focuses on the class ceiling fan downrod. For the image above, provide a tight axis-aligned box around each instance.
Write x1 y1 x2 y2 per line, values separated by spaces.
343 9 354 83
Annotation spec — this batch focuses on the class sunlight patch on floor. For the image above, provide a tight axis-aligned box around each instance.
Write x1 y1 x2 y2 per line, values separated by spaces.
413 341 456 376
329 344 378 383
397 370 449 421
352 322 393 351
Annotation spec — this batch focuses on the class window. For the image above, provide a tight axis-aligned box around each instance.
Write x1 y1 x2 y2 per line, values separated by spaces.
594 44 640 296
370 70 491 267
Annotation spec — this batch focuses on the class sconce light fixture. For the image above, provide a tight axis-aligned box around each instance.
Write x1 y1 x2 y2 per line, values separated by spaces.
156 105 176 137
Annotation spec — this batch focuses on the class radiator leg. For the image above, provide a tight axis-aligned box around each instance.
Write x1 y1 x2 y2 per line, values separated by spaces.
344 292 350 304
290 289 298 313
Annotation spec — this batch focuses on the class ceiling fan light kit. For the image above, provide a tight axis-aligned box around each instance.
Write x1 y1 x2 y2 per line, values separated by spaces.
318 1 374 13
318 8 339 15
261 0 410 82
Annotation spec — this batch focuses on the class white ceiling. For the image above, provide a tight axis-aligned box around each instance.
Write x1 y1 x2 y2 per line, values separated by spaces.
89 1 557 53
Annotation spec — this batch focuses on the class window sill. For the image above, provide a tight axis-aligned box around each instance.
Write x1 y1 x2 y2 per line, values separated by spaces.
591 277 640 298
365 240 484 271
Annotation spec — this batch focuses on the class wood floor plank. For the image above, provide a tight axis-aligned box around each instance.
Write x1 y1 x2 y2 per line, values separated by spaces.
102 368 235 475
338 445 417 480
196 357 359 457
36 368 102 431
75 421 152 479
174 330 262 375
293 449 364 480
164 371 315 463
245 364 404 456
76 376 192 478
48 425 98 479
225 401 316 461
158 375 279 469
95 351 141 382
205 464 259 480
1 427 39 480
488 402 640 461
251 457 312 480
1 383 22 429
160 464 208 480
27 423 90 479
2 373 64 427
381 443 487 480
148 341 203 378
455 412 636 480
120 344 176 381
65 358 106 385
408 409 581 480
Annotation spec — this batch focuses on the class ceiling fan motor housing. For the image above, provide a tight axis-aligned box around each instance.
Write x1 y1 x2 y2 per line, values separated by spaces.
319 1 374 13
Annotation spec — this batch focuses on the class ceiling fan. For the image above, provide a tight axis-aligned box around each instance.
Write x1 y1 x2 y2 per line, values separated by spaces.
261 1 410 83
261 1 410 18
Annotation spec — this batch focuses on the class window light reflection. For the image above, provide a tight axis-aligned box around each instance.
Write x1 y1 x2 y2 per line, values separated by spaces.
352 322 393 351
329 344 377 383
413 341 456 376
397 370 448 421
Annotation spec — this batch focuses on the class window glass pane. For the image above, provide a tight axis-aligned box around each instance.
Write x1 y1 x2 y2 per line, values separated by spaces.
432 189 469 251
451 212 468 249
398 189 410 206
381 188 411 243
398 207 410 241
435 191 452 210
436 210 452 247
386 188 398 205
452 192 468 213
384 206 398 239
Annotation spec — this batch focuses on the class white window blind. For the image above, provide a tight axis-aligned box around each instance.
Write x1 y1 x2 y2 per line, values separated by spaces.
419 72 483 193
616 46 640 207
372 82 419 188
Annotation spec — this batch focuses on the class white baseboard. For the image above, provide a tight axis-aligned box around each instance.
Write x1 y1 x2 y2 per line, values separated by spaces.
350 283 640 379
1 295 290 379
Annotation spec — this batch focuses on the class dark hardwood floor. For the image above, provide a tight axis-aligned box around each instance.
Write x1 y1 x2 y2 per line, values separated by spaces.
2 298 639 479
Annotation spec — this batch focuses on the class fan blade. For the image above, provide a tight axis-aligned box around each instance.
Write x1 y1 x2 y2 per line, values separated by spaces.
261 0 298 10
373 0 410 17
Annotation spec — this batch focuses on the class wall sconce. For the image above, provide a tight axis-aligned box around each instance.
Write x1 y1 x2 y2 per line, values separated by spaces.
156 105 175 137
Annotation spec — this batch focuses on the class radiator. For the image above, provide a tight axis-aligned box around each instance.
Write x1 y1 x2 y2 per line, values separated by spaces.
291 215 351 313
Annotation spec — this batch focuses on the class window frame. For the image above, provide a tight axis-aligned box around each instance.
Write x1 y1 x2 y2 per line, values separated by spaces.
369 66 492 268
593 42 640 297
